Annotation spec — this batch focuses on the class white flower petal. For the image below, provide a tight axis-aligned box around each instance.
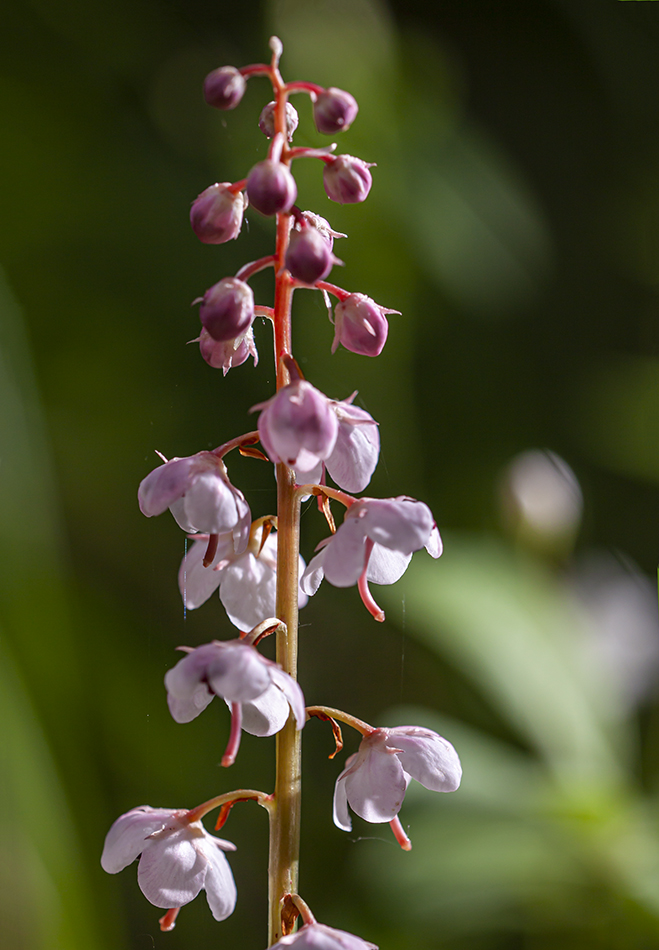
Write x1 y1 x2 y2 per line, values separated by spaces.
206 642 272 703
300 549 327 596
365 545 412 585
239 684 290 736
269 666 306 729
361 497 434 555
322 517 367 587
101 807 176 874
425 524 443 559
326 405 379 493
137 831 206 908
332 768 352 832
182 471 243 534
389 727 462 792
220 552 277 630
178 536 233 610
343 736 408 823
199 838 238 921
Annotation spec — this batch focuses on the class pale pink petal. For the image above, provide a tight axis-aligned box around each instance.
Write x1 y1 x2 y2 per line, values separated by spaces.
198 839 238 921
138 457 198 517
389 727 462 792
183 471 249 535
206 642 271 703
300 549 327 596
178 535 233 610
164 645 218 723
239 685 290 736
220 552 277 630
425 524 443 559
361 497 435 555
326 404 380 493
365 545 412 585
101 807 176 873
269 666 306 729
137 831 206 908
322 517 367 587
332 759 354 832
273 922 378 949
343 736 408 823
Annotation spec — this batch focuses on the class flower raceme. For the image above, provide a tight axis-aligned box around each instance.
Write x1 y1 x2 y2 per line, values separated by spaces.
138 451 250 550
165 639 306 766
179 523 309 630
301 495 442 621
333 726 462 848
101 806 237 926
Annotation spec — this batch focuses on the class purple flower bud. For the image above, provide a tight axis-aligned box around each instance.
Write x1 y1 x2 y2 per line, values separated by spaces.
203 66 246 110
332 293 398 357
323 155 374 204
190 183 246 244
313 87 359 134
253 380 339 472
199 277 254 343
258 101 299 141
198 327 258 374
246 160 297 216
285 226 334 284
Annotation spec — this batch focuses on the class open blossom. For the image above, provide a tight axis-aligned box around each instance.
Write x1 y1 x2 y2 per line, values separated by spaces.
299 397 379 494
333 726 461 839
301 496 441 619
254 379 339 473
101 806 237 923
165 640 305 761
270 923 377 950
179 527 308 630
138 452 250 551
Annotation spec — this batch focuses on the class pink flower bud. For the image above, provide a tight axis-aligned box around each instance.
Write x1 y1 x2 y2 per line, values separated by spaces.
190 183 246 244
323 155 374 204
285 226 334 284
246 160 297 216
253 380 339 472
332 293 398 357
258 101 299 141
203 66 246 110
199 277 254 343
198 327 258 374
313 87 359 134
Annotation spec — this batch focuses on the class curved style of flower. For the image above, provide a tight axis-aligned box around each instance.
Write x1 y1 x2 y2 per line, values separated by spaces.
301 496 441 621
179 522 309 630
253 378 339 473
138 452 250 550
270 922 377 950
165 639 306 766
298 397 380 494
333 726 462 848
101 806 237 926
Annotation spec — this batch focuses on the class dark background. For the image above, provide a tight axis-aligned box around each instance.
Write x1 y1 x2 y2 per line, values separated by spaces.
3 1 659 948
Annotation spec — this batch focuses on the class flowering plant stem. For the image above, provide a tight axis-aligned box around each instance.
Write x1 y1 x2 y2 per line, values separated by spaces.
269 59 302 941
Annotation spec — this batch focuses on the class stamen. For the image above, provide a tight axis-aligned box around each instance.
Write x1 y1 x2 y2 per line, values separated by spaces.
202 533 219 568
221 702 243 767
357 538 385 622
159 907 181 931
389 816 412 851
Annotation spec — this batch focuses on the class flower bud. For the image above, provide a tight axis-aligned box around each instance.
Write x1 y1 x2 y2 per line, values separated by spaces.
198 327 258 374
323 155 374 204
253 380 339 471
190 183 246 244
203 66 246 110
199 277 254 343
285 226 334 284
246 160 297 216
332 293 397 357
258 101 299 141
313 87 359 134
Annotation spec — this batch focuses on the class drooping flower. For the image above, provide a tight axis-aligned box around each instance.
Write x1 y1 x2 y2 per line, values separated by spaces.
190 183 247 244
313 87 359 135
323 155 374 204
203 66 246 110
101 806 237 925
198 277 255 343
254 379 339 473
198 326 258 374
269 922 377 950
300 496 441 621
331 294 398 357
333 726 461 847
298 396 379 494
138 452 250 551
165 639 306 765
179 523 309 630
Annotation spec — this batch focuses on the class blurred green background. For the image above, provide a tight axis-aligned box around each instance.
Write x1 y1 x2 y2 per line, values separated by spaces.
3 0 659 948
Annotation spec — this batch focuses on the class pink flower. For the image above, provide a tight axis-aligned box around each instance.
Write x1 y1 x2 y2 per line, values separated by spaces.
313 88 359 135
254 379 339 473
203 66 246 110
333 726 461 845
165 640 306 765
101 806 236 923
299 397 380 494
331 294 397 357
270 923 377 949
323 155 374 204
301 496 441 620
190 183 246 244
138 452 250 551
179 527 308 630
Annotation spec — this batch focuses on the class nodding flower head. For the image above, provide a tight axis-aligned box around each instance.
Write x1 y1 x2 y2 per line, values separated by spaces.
198 277 255 344
332 294 398 358
190 184 246 244
323 155 374 204
197 327 258 375
285 225 336 285
203 66 246 110
270 922 378 950
253 379 339 473
313 88 359 135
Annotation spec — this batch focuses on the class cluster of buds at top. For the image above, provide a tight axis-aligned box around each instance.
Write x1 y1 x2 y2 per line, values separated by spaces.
104 37 461 947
